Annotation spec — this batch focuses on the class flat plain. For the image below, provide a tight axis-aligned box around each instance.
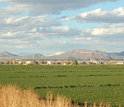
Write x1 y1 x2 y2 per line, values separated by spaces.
0 65 124 106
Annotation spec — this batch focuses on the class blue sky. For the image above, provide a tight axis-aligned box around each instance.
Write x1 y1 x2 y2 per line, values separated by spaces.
0 0 124 55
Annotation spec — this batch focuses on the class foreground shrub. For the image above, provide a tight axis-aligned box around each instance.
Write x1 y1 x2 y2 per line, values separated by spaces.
0 84 42 107
0 84 78 107
0 84 118 107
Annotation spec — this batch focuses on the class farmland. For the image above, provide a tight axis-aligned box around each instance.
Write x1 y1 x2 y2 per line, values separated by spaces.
0 65 124 106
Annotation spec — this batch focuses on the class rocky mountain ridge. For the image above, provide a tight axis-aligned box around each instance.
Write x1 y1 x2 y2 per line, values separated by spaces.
0 51 18 58
0 50 124 60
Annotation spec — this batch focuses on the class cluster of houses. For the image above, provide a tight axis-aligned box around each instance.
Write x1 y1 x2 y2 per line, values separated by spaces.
0 59 124 65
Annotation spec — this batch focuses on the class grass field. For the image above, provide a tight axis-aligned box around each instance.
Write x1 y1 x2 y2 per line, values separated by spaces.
0 65 124 106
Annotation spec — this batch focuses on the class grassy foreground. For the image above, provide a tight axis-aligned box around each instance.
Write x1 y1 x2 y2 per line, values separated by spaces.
0 65 124 106
0 84 116 107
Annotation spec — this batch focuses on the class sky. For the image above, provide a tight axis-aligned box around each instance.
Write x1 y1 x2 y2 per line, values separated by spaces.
0 0 124 55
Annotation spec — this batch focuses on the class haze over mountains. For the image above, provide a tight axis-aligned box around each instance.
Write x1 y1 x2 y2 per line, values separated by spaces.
0 50 124 60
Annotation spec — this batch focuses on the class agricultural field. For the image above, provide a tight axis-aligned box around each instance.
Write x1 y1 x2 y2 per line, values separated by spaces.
0 65 124 106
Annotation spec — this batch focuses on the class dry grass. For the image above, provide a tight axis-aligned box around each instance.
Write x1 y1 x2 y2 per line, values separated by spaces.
0 84 42 107
0 84 78 107
0 84 119 107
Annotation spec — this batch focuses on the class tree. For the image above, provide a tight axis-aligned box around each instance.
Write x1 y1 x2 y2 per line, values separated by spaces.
1 62 4 65
73 60 78 65
41 60 46 64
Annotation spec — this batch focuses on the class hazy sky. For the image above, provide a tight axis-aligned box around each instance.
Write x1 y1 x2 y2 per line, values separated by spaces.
0 0 124 55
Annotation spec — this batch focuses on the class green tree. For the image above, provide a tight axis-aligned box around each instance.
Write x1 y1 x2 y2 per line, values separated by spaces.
41 60 46 64
73 60 78 65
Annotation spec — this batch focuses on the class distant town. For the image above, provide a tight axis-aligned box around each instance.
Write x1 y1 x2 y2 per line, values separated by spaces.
0 59 124 65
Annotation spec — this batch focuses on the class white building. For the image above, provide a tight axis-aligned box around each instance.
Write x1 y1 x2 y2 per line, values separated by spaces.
117 61 124 65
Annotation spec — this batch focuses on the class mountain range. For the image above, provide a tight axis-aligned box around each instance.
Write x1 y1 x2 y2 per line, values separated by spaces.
0 50 124 60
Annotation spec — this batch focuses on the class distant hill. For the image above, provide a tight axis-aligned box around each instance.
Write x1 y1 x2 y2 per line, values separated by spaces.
17 52 36 56
21 53 44 59
115 51 124 56
0 51 18 59
46 49 124 60
0 50 124 60
0 51 44 59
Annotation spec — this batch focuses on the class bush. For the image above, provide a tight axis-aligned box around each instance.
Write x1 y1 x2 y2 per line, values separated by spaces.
0 84 79 107
0 84 117 107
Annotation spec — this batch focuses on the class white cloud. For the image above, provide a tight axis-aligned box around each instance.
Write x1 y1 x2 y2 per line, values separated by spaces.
1 0 124 53
32 26 80 38
0 12 61 40
54 52 65 55
73 23 124 46
91 27 124 35
3 45 28 49
75 37 92 41
91 23 124 35
14 45 27 49
2 15 60 29
0 32 18 39
63 7 124 23
0 5 27 19
1 0 118 14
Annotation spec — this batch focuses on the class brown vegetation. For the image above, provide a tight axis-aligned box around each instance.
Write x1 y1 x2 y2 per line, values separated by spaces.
0 84 119 107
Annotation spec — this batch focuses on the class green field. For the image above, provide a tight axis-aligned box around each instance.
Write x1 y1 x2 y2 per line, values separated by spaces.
0 65 124 106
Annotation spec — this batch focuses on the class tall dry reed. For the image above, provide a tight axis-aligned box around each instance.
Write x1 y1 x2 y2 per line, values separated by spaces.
0 84 78 107
0 84 118 107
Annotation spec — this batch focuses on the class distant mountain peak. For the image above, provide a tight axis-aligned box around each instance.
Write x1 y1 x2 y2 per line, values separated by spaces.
1 51 10 54
70 49 102 54
0 49 124 60
29 53 44 57
0 51 18 57
46 49 124 60
20 53 44 59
